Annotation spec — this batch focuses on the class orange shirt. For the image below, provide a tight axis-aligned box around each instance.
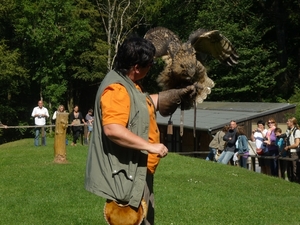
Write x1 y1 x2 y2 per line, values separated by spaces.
101 83 160 174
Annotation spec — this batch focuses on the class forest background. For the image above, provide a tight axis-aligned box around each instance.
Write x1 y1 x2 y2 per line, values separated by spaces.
0 0 299 143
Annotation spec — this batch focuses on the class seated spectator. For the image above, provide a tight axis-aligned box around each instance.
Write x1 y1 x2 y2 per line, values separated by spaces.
206 125 229 161
218 120 237 165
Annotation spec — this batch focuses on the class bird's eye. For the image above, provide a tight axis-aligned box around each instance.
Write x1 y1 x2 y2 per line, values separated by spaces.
180 64 184 68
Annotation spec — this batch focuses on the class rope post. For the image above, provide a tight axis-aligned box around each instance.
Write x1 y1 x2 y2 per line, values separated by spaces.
54 112 69 163
41 126 45 145
83 124 88 145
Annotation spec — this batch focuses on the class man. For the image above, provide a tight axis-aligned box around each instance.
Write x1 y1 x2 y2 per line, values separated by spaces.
31 100 49 146
217 120 237 165
284 117 300 183
85 37 198 225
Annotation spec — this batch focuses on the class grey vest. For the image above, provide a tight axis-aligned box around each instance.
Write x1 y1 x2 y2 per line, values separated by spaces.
85 70 150 208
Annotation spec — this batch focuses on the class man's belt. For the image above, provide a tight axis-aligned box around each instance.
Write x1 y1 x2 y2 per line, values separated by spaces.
104 199 147 225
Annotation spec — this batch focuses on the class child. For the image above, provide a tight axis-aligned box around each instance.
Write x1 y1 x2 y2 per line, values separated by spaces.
275 127 286 179
85 109 94 144
275 127 286 156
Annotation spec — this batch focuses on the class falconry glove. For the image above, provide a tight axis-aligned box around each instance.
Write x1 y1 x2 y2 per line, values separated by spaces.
158 83 200 117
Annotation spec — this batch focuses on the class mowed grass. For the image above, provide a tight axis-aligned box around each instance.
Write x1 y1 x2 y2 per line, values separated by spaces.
1 138 300 225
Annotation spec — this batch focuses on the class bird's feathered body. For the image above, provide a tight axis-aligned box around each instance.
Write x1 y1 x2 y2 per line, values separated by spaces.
144 27 238 108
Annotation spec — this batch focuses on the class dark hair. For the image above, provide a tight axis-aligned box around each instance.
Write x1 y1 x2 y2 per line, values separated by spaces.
222 125 230 132
274 127 282 133
257 120 265 126
88 109 93 113
113 36 156 75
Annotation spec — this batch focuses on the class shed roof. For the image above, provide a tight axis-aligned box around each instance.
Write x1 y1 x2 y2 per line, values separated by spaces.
156 102 296 132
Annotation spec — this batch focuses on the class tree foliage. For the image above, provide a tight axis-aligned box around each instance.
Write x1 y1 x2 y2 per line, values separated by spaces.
13 0 108 111
0 42 28 118
95 0 145 69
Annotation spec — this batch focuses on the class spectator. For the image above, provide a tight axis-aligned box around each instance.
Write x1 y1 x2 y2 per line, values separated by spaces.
53 104 68 145
264 118 279 177
31 100 49 146
85 36 198 225
206 125 229 161
284 117 300 183
52 105 66 124
236 126 250 169
85 109 94 144
251 120 269 174
69 105 85 146
275 127 286 179
218 120 237 165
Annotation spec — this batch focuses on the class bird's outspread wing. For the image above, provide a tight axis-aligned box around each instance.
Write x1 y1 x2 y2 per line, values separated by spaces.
189 29 239 66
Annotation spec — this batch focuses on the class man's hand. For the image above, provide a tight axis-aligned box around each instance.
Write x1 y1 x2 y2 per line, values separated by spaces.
148 143 168 158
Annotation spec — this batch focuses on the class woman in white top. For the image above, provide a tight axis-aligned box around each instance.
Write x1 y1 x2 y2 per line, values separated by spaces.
251 120 268 174
52 105 65 123
284 117 300 183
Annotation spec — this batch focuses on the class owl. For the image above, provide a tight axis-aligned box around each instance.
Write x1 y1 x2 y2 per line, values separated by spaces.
144 27 239 109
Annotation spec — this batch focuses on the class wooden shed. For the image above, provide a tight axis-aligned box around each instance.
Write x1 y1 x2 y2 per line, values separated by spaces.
156 102 296 157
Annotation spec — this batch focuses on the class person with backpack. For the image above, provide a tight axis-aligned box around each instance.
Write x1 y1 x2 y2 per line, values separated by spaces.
284 117 300 183
236 126 250 168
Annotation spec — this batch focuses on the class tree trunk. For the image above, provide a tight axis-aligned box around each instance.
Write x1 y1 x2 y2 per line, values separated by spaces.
54 112 69 163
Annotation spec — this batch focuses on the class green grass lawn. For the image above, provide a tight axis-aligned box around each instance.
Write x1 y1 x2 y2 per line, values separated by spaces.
1 138 300 225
